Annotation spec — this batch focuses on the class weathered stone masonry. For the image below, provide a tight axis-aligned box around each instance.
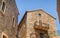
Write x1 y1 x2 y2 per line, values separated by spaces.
0 0 18 38
18 9 57 38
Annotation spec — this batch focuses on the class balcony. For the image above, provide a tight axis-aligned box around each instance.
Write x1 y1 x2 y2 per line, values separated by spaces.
34 20 49 31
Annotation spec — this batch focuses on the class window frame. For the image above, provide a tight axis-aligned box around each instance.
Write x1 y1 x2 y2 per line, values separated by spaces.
1 1 6 14
2 2 5 12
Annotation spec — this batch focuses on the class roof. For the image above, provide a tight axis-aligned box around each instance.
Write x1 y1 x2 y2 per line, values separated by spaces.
18 12 27 30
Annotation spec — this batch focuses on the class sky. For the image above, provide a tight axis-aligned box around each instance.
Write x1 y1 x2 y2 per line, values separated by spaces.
15 0 60 30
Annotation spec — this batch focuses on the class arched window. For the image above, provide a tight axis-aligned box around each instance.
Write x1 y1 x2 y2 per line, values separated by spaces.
1 32 8 38
3 35 7 38
2 2 5 11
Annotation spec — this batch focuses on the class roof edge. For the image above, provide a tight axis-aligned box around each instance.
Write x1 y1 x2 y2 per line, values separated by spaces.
26 9 56 20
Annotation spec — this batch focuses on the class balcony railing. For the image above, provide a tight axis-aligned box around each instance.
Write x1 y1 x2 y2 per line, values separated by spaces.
34 20 49 31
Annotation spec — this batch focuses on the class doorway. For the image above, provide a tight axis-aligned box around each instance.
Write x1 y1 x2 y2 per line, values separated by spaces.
35 29 49 38
40 33 44 38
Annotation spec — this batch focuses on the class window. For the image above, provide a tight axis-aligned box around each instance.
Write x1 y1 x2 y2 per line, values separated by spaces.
38 13 41 22
1 32 8 38
39 13 41 16
38 13 41 19
3 35 7 38
12 17 15 28
13 18 14 24
2 2 5 11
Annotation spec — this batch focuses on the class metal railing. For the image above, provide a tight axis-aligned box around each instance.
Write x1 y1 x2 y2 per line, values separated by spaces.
34 20 49 29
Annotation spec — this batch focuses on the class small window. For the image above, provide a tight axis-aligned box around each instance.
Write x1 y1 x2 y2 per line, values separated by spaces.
3 35 7 38
2 32 8 38
12 17 15 27
13 17 14 25
13 18 14 23
2 2 5 11
38 13 41 20
39 13 41 16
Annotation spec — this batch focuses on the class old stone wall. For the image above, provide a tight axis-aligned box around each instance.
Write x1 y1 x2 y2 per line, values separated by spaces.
26 10 57 38
0 0 18 38
18 13 27 38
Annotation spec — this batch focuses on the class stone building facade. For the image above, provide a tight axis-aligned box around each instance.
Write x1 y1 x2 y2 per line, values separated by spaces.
57 0 60 22
0 0 18 38
18 9 57 38
0 0 58 38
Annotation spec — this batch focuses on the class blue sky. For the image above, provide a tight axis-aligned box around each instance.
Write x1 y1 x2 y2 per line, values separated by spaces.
15 0 60 30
